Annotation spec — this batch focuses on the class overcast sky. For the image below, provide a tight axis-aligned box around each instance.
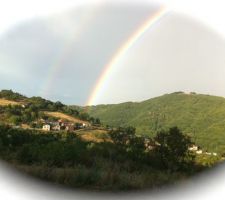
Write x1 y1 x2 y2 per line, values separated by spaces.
0 3 225 105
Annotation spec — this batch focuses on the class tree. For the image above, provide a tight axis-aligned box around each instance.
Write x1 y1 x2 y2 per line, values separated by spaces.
9 116 21 125
153 127 195 171
54 101 64 110
110 126 136 146
110 126 149 162
95 118 101 125
79 112 90 121
129 136 146 160
90 117 101 125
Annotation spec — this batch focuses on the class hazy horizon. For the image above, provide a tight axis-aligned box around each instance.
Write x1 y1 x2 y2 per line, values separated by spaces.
1 4 225 105
0 88 224 106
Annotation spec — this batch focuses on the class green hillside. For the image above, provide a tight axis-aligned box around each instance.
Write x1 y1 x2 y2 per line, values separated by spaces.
0 89 100 127
87 92 225 153
0 90 223 190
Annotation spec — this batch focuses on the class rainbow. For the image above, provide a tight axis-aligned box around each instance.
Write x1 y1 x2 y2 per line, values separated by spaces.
86 6 169 106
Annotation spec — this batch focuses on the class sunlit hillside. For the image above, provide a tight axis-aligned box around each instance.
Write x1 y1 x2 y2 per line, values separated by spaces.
87 92 225 153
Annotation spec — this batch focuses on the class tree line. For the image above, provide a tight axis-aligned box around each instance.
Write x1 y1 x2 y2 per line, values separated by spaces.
0 124 197 172
0 124 207 190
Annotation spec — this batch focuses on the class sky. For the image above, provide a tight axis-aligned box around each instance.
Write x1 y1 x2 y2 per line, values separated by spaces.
2 1 225 200
1 0 225 106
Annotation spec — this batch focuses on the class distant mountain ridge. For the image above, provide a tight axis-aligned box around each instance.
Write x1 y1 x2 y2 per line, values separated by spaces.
87 92 225 153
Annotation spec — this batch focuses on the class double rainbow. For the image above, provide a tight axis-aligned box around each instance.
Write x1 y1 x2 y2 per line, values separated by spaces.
39 5 169 105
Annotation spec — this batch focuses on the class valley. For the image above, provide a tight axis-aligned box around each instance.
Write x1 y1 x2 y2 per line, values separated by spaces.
0 89 224 190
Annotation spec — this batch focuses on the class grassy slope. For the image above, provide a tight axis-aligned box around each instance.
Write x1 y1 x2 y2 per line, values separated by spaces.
87 92 225 153
0 99 22 123
0 99 21 106
44 111 91 125
76 129 111 143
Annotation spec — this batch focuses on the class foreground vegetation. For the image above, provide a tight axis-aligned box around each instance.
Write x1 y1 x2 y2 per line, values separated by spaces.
0 124 216 190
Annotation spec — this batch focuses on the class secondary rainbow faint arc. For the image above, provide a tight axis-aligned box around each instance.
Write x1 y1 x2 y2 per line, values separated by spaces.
39 3 103 98
86 6 169 106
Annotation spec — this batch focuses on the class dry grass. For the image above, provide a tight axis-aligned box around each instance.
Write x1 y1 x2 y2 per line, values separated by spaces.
81 134 105 143
77 129 111 143
12 162 186 191
0 99 21 106
44 111 91 125
21 124 31 129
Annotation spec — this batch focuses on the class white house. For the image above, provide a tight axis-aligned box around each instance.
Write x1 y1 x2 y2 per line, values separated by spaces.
52 124 61 131
65 124 74 131
42 124 51 131
196 150 203 154
188 145 198 151
82 123 87 128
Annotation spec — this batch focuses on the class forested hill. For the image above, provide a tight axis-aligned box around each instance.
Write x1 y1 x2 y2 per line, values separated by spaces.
87 92 225 153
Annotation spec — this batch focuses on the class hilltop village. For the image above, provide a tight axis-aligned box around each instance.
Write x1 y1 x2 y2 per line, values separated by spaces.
0 89 102 133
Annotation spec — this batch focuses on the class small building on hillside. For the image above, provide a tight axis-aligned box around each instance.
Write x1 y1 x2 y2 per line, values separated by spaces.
65 124 74 131
196 150 203 154
82 123 88 128
75 122 85 129
42 124 51 131
188 145 198 151
205 152 212 155
52 124 61 131
144 138 155 151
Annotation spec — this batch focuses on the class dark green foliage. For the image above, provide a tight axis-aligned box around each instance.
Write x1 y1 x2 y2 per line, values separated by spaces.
0 125 196 172
110 126 196 171
0 104 40 124
128 136 147 161
0 125 202 190
0 89 26 101
18 144 41 164
110 126 136 146
62 106 79 117
9 115 21 125
94 118 101 125
79 112 90 121
28 96 55 110
153 127 195 171
89 117 101 126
